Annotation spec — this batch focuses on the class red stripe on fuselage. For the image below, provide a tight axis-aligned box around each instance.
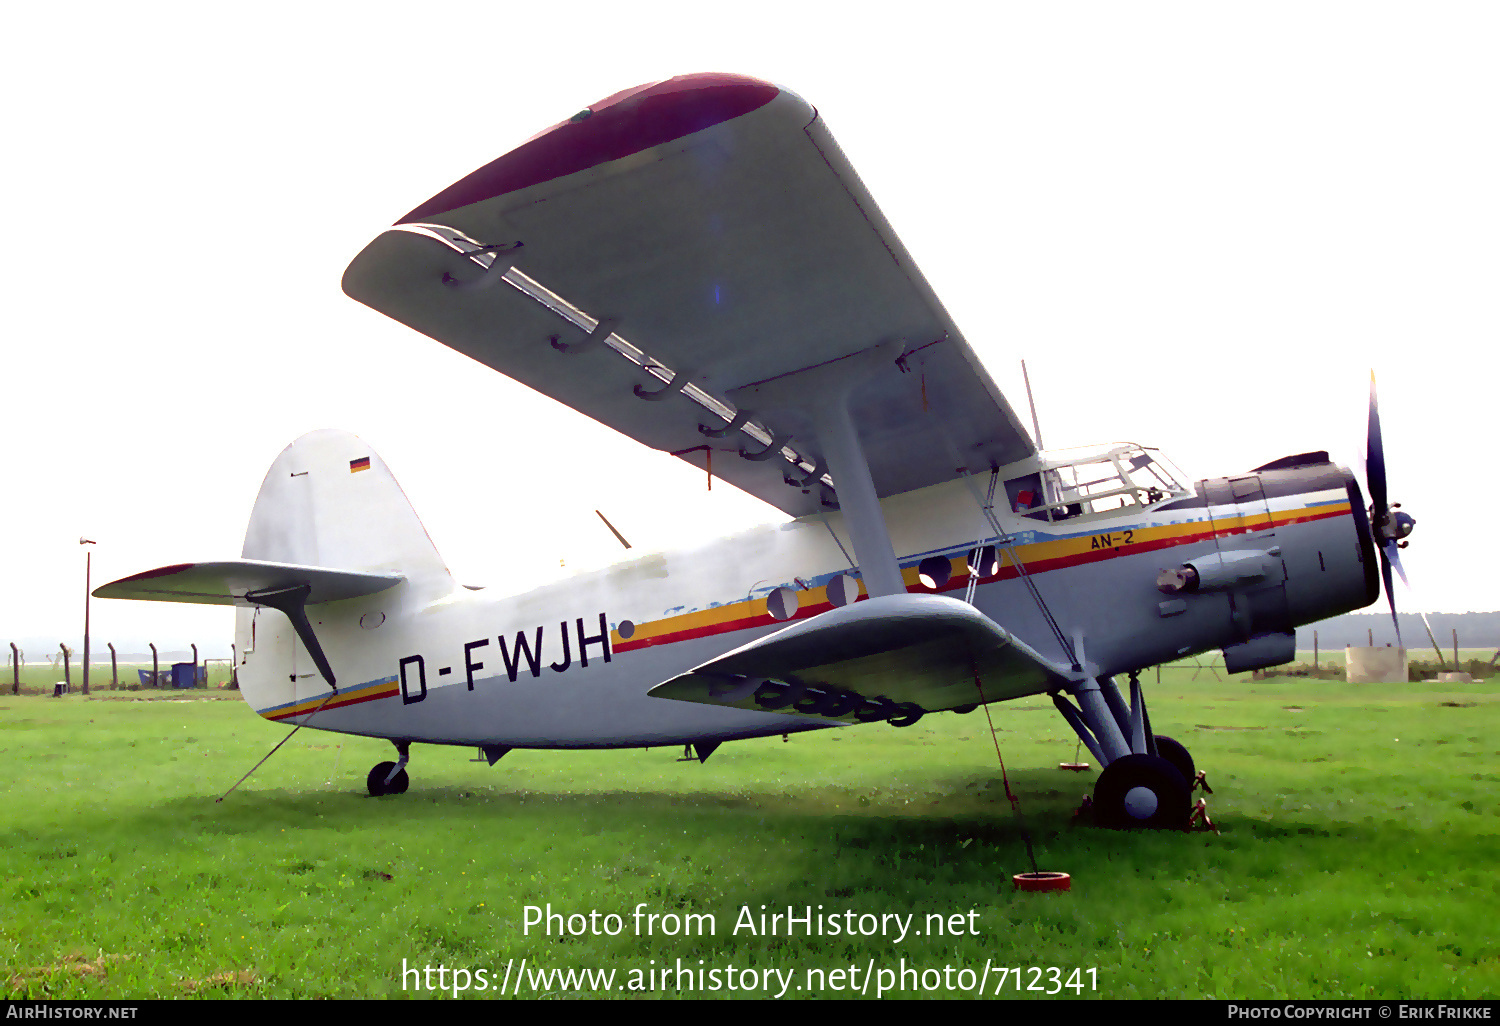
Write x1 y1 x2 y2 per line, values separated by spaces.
263 683 397 721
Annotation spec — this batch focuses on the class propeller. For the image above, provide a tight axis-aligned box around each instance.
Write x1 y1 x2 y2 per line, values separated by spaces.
1365 372 1442 664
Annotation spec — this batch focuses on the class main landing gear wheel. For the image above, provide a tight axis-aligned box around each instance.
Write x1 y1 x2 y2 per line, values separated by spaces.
1092 754 1190 829
1152 735 1195 787
367 761 410 797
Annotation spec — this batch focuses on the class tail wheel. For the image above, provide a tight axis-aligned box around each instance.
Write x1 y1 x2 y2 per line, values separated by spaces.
367 761 410 797
1093 754 1190 829
1153 735 1195 786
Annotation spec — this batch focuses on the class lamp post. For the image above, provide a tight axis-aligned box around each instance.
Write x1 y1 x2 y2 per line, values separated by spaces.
80 538 96 697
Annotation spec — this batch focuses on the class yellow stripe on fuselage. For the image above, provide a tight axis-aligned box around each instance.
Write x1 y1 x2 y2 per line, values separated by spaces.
257 675 399 721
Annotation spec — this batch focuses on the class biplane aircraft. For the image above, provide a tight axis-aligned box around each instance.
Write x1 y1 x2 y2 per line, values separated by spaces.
97 73 1415 828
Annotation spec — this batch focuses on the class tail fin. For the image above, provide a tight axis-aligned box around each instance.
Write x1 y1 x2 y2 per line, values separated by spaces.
93 429 448 709
243 429 454 605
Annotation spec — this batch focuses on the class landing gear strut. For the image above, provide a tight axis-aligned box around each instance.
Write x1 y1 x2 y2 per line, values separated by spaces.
367 740 410 796
1051 670 1204 829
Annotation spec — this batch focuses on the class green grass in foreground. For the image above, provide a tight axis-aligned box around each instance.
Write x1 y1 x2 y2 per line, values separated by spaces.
1 665 1496 1000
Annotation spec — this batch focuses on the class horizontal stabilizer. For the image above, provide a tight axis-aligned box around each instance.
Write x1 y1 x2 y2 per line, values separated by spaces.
94 560 404 606
648 595 1067 720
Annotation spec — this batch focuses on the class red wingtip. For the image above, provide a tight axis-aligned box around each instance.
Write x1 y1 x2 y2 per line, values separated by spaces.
398 73 780 223
115 562 195 582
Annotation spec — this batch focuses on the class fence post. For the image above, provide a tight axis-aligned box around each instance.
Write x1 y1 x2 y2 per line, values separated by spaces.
9 643 18 695
150 643 158 689
60 644 72 694
82 546 91 697
1314 630 1319 669
191 643 198 689
108 643 118 689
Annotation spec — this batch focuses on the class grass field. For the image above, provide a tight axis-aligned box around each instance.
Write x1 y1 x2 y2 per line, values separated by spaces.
1 661 1496 1000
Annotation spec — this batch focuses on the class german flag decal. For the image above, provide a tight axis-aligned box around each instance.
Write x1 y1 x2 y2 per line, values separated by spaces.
349 456 371 473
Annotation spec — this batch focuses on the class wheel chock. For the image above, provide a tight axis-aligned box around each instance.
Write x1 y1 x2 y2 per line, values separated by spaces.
1013 872 1071 893
1185 798 1219 834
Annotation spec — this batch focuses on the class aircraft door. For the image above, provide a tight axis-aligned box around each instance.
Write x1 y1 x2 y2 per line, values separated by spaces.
231 605 300 713
250 607 316 705
234 607 257 663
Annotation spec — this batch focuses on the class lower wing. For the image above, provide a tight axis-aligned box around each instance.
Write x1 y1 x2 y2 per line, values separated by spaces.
648 595 1069 722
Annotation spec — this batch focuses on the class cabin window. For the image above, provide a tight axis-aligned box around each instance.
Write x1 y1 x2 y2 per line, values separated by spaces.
968 545 999 578
767 587 798 621
917 556 952 589
827 573 859 607
1005 473 1045 514
1007 445 1189 522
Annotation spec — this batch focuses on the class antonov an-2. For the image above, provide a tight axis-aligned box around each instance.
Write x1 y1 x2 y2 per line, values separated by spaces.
98 74 1413 828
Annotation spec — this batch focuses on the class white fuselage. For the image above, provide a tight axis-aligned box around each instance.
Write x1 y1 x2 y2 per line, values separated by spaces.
237 454 1373 750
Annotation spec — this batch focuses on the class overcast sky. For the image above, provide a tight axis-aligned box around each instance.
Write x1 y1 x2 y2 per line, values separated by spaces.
4 3 1495 658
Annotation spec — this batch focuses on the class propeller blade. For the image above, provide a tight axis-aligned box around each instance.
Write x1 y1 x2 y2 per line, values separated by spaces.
1385 543 1446 669
1379 545 1400 649
1364 372 1438 665
1366 370 1388 517
1384 540 1410 590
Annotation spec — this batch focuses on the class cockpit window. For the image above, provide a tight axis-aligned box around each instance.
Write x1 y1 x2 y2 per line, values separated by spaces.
1006 445 1189 522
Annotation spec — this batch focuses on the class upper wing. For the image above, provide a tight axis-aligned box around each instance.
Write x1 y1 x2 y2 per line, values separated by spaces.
648 594 1069 720
342 73 1036 517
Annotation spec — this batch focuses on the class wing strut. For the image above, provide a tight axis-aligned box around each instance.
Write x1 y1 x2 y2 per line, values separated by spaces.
813 386 903 597
731 342 906 597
